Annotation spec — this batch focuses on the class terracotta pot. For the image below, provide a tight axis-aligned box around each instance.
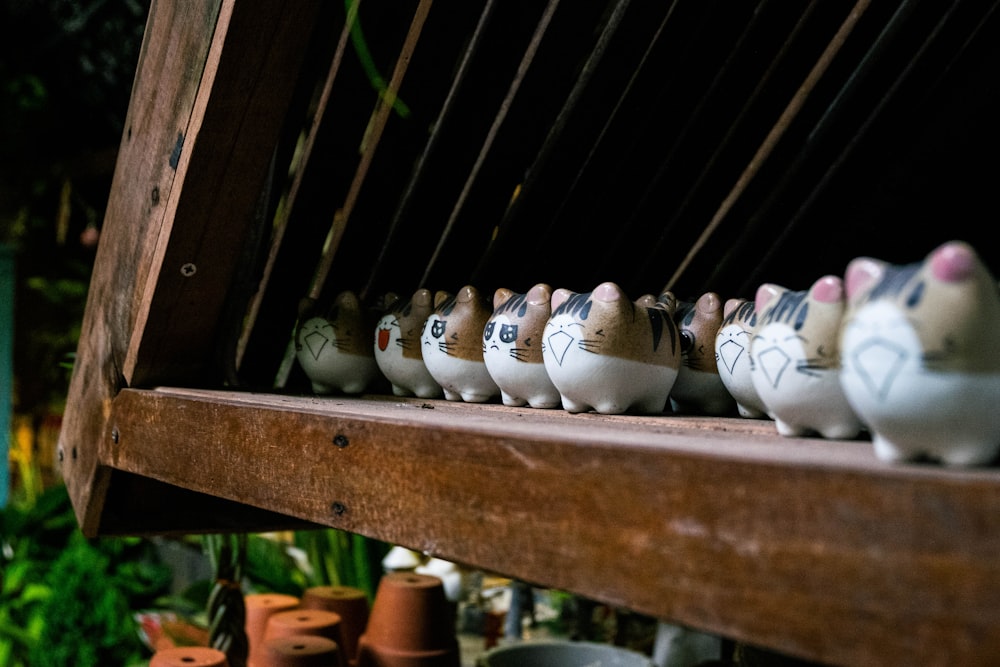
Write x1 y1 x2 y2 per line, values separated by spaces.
262 635 342 667
150 646 230 667
300 585 369 665
246 593 301 667
266 608 345 645
356 572 460 667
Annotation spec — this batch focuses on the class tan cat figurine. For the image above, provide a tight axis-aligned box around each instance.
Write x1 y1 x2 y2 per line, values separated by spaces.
420 285 500 403
542 281 681 414
665 291 736 416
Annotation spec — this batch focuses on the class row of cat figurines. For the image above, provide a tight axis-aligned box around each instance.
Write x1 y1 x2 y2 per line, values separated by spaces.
294 240 1000 467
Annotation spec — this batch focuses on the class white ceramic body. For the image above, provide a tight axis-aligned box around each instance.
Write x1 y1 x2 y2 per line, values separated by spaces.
543 336 676 414
750 321 862 439
421 313 499 403
374 311 443 398
483 312 560 409
297 316 381 395
715 322 769 418
840 300 1000 465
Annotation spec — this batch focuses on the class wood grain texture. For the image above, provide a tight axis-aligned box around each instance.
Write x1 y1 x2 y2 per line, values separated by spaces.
57 0 223 534
107 388 1000 666
58 0 321 535
123 0 322 387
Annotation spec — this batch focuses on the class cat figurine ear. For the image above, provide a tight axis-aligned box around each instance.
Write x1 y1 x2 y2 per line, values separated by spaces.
666 291 737 416
840 240 1000 466
542 281 681 414
749 276 863 439
296 290 384 395
483 284 561 409
420 285 500 403
714 298 769 419
374 288 444 399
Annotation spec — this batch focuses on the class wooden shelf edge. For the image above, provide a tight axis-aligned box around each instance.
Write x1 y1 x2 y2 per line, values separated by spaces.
99 387 1000 666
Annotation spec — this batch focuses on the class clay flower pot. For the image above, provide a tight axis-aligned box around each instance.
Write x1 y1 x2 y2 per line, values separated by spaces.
300 585 370 665
262 635 342 667
150 646 230 667
356 572 460 667
246 593 302 667
266 608 346 648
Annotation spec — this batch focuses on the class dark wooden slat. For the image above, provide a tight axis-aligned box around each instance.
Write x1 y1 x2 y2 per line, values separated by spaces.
107 388 1000 667
57 0 321 535
56 0 223 535
122 0 322 387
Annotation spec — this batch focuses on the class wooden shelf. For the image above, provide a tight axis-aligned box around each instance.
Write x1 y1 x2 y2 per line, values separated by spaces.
57 2 1000 665
103 388 1000 665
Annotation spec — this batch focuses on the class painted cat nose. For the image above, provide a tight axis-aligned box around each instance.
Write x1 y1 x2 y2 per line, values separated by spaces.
757 345 791 388
546 330 574 366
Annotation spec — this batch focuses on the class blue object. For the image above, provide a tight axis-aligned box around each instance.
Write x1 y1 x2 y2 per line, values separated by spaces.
0 245 12 508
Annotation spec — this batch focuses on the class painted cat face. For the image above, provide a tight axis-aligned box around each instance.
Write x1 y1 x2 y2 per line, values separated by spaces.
751 275 845 389
716 298 757 378
376 289 436 360
544 282 678 368
842 240 1000 374
483 284 551 365
671 291 724 374
421 285 493 362
297 290 370 359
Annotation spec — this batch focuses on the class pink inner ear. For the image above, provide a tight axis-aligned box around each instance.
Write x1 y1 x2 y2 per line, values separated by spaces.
551 288 573 311
755 284 779 312
844 257 883 298
811 275 843 303
593 281 624 302
527 283 551 305
931 241 976 283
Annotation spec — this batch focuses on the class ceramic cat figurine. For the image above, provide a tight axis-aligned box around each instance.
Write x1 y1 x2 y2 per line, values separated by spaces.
839 240 1000 466
665 291 736 416
750 276 862 439
296 290 383 395
715 298 769 419
483 284 561 409
374 288 445 398
421 285 501 403
542 281 680 414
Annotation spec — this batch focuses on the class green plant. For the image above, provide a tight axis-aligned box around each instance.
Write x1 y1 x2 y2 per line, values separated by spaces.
0 484 172 667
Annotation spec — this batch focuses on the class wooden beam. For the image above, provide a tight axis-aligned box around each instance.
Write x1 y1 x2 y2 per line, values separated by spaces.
58 0 321 535
106 388 1000 667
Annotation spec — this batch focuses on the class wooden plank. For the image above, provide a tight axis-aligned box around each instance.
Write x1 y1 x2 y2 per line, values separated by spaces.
107 388 1000 666
123 0 322 387
58 0 321 535
57 0 223 534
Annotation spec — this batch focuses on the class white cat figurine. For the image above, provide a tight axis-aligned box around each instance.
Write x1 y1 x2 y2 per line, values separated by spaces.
296 290 383 395
542 282 680 414
839 240 1000 466
715 298 769 419
374 288 445 398
483 284 561 409
421 285 500 403
750 276 862 439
